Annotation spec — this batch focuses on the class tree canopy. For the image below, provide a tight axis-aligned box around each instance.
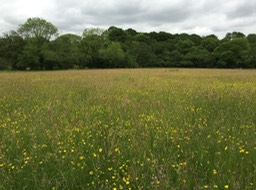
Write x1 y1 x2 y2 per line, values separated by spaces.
0 17 256 70
18 17 58 40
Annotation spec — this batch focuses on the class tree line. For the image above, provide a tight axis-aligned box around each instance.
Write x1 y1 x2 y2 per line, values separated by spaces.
1 17 256 70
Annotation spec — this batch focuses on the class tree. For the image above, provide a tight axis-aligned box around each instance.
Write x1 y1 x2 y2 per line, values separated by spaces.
16 39 42 70
201 36 219 52
42 34 84 70
247 34 256 67
16 18 58 70
18 17 58 41
213 38 251 68
0 31 25 70
222 32 245 42
185 46 215 67
189 34 202 46
81 28 107 68
99 42 125 68
175 39 195 54
125 28 138 37
129 41 157 67
168 50 183 67
106 26 129 43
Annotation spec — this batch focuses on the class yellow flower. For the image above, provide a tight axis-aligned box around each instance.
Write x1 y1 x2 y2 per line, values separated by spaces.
239 149 245 153
89 171 94 175
79 156 84 160
224 185 229 189
99 148 103 153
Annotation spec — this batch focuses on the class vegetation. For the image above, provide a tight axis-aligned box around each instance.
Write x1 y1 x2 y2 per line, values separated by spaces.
0 69 255 189
1 17 256 70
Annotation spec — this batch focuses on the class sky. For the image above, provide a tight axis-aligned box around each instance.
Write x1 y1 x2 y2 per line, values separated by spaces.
1 0 256 38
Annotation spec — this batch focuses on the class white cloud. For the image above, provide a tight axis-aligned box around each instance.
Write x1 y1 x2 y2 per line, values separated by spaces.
1 0 256 38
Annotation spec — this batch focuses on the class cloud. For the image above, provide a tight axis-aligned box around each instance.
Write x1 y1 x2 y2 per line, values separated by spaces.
0 0 256 38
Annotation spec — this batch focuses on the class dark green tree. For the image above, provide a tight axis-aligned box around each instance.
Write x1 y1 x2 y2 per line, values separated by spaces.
106 26 129 43
81 28 107 68
0 31 25 70
189 34 202 46
42 34 84 69
247 34 256 67
213 38 251 68
185 46 215 67
175 39 195 54
222 32 245 42
99 42 125 68
201 36 219 52
129 41 157 67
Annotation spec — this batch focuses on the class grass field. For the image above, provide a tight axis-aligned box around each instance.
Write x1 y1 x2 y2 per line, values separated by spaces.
0 69 255 190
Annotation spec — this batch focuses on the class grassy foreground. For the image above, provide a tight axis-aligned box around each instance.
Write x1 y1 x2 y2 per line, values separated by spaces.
0 69 255 190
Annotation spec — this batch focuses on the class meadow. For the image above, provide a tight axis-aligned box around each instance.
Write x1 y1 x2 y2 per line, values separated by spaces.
0 69 255 190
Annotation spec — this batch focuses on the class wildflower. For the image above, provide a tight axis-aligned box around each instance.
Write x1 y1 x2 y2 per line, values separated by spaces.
79 156 84 160
224 185 229 189
89 171 94 175
99 148 103 153
239 149 245 153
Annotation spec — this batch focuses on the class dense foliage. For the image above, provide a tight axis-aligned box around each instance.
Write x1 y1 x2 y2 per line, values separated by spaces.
1 17 256 70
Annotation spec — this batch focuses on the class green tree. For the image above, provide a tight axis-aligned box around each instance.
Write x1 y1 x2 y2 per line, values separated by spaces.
189 34 202 46
222 32 245 42
175 39 195 54
247 34 256 67
17 18 58 70
18 17 58 41
201 36 219 52
129 41 157 67
81 28 107 68
185 46 214 67
42 34 84 70
169 50 183 67
99 42 125 68
213 38 251 68
0 31 25 70
16 39 42 70
106 26 129 43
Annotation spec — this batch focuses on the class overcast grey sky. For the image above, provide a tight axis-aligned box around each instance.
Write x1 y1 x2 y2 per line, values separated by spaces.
1 0 256 38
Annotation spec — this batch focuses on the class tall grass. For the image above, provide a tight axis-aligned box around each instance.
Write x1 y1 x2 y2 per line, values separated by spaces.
0 69 255 189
